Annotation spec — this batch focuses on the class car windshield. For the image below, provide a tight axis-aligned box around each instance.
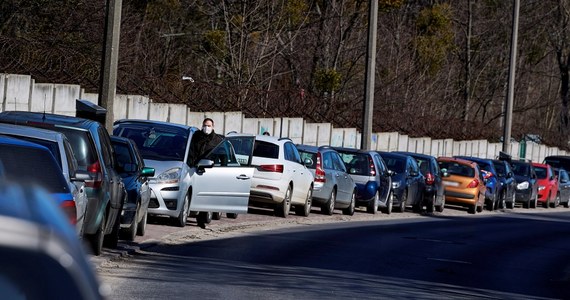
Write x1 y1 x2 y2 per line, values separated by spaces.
383 157 406 173
492 162 506 177
511 163 530 176
112 142 135 176
0 145 69 193
438 161 474 178
117 126 189 161
534 166 548 179
338 152 370 175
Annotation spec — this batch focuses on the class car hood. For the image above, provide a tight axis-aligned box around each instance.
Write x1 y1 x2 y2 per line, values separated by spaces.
514 174 530 183
143 159 185 178
392 173 405 184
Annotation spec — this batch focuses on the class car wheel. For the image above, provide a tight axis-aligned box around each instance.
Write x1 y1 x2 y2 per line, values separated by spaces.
367 191 379 214
175 194 189 227
523 200 529 209
212 212 222 220
435 196 445 213
506 201 515 209
477 203 483 213
275 186 292 218
296 187 312 217
322 190 336 216
531 194 537 209
121 202 139 241
104 210 121 249
544 193 550 208
137 211 148 236
398 189 407 213
564 199 570 208
552 193 560 208
87 212 106 256
486 196 494 211
226 213 238 219
342 192 355 216
197 211 212 229
382 191 393 214
468 204 476 214
499 192 506 209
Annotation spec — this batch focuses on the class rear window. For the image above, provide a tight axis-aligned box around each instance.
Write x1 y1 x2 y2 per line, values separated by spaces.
438 161 475 178
383 157 406 173
253 141 279 159
492 162 506 177
298 150 317 169
338 152 370 175
511 162 530 176
544 157 570 171
0 145 69 193
55 127 97 170
534 166 547 179
2 135 62 169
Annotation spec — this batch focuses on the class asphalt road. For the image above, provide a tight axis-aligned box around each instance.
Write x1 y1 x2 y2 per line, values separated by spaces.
97 208 570 299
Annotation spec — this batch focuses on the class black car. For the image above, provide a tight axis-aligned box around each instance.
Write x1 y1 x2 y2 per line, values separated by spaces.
492 159 517 209
555 168 570 208
510 160 539 208
0 111 126 255
378 152 425 213
111 136 155 241
396 151 445 212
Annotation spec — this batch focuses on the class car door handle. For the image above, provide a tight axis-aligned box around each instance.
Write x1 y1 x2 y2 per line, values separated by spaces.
236 174 250 180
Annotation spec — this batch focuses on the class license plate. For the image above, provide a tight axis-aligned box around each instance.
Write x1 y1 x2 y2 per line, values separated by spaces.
443 181 459 187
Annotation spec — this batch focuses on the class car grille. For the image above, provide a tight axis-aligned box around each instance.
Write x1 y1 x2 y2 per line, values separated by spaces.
149 198 159 208
161 186 179 191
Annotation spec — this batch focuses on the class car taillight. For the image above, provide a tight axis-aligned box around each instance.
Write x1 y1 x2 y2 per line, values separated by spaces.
259 164 284 173
426 173 435 185
315 152 326 183
467 179 479 188
483 171 493 179
60 200 77 225
369 156 376 176
85 161 103 188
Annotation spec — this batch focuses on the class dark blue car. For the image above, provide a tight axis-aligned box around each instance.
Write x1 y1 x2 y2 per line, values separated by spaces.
454 156 501 211
378 152 425 213
333 147 392 214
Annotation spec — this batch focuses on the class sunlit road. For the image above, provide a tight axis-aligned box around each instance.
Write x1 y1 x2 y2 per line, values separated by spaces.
99 211 570 299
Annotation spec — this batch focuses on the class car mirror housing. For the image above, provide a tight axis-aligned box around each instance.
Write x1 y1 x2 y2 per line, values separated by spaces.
197 159 215 170
141 167 155 177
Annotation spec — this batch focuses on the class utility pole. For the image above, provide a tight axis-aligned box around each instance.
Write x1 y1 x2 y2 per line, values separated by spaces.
362 0 378 150
502 0 520 154
98 0 122 133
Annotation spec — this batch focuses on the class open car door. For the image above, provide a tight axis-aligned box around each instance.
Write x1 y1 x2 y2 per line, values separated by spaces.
189 138 254 214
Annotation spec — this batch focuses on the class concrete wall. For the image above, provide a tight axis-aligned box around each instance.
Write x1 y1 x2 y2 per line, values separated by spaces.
0 72 567 162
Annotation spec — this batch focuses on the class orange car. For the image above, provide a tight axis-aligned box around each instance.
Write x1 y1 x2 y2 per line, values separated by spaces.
437 157 486 214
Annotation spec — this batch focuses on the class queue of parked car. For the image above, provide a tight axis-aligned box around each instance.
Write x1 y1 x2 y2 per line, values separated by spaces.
3 110 570 298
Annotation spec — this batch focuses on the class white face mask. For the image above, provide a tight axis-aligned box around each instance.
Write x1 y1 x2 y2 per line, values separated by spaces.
202 126 213 135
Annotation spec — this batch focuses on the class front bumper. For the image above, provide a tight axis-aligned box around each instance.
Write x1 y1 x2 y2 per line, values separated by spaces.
147 182 183 218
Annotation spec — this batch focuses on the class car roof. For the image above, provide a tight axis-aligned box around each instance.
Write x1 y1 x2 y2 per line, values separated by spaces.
114 119 197 130
296 144 333 153
532 162 549 168
378 151 410 160
455 156 494 164
227 132 294 144
394 151 435 160
438 156 477 167
0 111 100 130
331 146 372 154
0 134 51 151
110 135 131 144
0 123 64 142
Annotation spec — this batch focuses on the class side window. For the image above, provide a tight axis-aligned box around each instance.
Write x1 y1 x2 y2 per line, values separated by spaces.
322 152 334 170
64 141 78 176
373 154 385 175
562 171 570 182
410 158 419 174
285 142 301 164
98 128 114 169
205 140 240 167
333 153 347 172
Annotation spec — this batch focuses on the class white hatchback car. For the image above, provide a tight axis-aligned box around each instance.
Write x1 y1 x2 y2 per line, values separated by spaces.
227 134 314 217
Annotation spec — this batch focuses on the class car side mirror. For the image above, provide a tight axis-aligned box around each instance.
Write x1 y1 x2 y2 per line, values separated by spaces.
141 167 155 177
71 170 92 182
197 159 215 171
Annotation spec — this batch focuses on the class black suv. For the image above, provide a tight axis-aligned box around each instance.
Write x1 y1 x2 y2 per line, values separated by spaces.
0 111 126 255
395 151 445 212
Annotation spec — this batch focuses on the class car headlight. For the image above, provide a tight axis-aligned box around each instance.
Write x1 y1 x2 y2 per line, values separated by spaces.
156 168 181 184
516 181 529 190
538 185 546 191
392 181 400 189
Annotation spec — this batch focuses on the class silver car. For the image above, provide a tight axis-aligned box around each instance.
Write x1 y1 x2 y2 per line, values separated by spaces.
0 123 89 235
113 120 254 228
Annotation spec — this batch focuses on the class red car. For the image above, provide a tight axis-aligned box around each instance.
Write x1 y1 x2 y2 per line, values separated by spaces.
532 162 560 208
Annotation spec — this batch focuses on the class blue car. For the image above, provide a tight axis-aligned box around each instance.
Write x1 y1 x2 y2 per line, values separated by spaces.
333 147 392 214
378 152 425 213
454 156 501 211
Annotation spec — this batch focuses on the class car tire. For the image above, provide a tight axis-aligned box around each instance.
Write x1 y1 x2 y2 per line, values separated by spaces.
121 202 139 241
322 190 336 216
523 201 529 209
382 191 393 214
477 204 483 213
564 200 570 208
87 212 106 256
175 194 189 227
296 187 312 217
426 194 435 213
276 186 292 218
531 195 537 209
506 201 515 209
435 196 445 213
544 193 550 208
212 212 222 220
486 196 494 211
468 204 476 214
137 211 148 236
342 192 356 216
499 192 506 209
367 192 379 214
551 193 560 208
104 210 121 249
398 189 407 213
197 211 212 229
226 213 238 219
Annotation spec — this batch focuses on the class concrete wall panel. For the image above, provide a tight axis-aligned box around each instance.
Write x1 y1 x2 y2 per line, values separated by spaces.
302 122 318 146
343 129 358 148
168 104 187 125
53 84 80 116
241 118 258 135
127 95 150 120
371 133 379 150
113 94 128 120
204 112 225 133
149 102 169 121
397 135 409 151
30 83 54 113
257 118 273 136
4 74 31 111
80 93 98 104
187 111 204 127
331 128 344 147
287 118 304 144
318 123 332 146
224 112 243 134
0 74 5 111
